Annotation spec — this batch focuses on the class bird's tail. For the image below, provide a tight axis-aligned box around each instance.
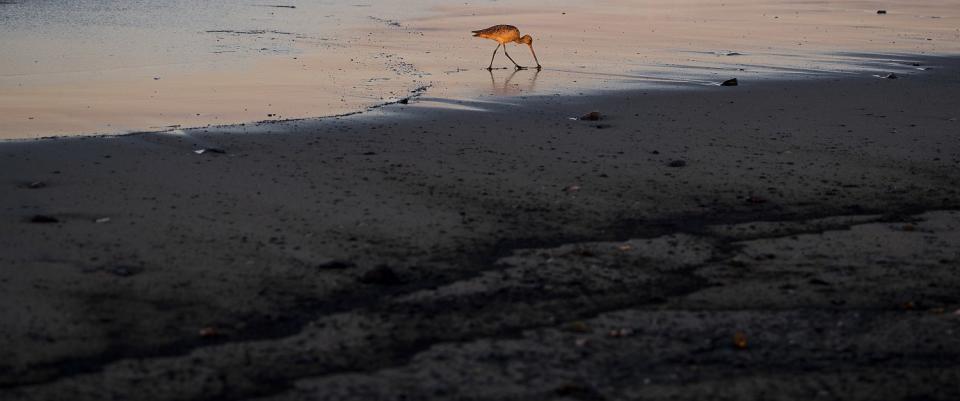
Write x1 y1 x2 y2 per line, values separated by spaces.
471 30 482 37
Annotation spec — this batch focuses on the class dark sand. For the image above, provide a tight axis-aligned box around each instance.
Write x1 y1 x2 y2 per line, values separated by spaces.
1 58 959 400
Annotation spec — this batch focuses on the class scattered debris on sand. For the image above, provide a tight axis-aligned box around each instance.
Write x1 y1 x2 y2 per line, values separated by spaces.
358 265 403 285
194 148 226 155
29 215 59 223
582 111 602 121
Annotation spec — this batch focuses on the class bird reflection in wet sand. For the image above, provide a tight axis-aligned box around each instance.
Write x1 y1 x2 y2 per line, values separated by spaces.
472 25 542 71
488 68 540 95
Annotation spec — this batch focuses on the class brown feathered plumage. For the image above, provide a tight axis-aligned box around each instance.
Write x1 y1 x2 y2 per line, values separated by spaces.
471 25 541 70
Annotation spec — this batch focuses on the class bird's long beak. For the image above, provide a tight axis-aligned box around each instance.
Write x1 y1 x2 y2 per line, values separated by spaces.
527 44 541 69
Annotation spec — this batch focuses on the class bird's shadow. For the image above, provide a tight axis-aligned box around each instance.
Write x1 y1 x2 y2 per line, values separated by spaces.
487 68 540 95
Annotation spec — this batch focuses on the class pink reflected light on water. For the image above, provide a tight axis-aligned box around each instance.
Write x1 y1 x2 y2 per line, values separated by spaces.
1 0 958 139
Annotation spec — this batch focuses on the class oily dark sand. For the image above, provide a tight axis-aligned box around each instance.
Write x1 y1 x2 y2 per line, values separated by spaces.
1 58 959 400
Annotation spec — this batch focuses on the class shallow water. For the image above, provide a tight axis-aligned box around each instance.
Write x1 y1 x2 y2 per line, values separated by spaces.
1 0 958 138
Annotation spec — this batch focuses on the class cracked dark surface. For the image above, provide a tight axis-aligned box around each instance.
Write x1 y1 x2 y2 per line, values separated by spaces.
2 58 960 400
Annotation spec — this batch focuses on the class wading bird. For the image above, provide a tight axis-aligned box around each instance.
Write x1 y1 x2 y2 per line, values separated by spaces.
471 25 541 71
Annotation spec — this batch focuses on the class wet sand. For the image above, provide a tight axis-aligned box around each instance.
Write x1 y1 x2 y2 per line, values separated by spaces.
2 57 959 400
3 0 959 138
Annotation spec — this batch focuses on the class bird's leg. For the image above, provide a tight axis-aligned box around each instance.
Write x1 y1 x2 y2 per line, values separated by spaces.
487 44 500 71
527 44 542 70
504 69 519 86
502 46 525 70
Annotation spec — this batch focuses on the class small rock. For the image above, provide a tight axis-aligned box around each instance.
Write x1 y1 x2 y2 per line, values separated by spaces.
194 148 226 155
579 111 601 121
608 328 633 338
95 217 111 224
883 73 898 79
733 332 748 349
26 181 46 189
667 160 687 168
877 10 887 14
571 247 595 257
30 215 59 223
317 260 356 269
554 384 603 400
721 78 738 86
746 195 768 204
198 327 221 338
567 321 592 333
563 185 581 193
109 265 140 277
358 265 403 285
398 98 409 104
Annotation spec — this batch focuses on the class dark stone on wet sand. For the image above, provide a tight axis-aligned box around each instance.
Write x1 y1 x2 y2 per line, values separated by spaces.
317 260 356 270
747 195 768 204
667 160 687 168
195 148 226 155
722 78 739 86
29 215 59 223
358 265 403 285
554 383 606 401
109 265 141 277
580 111 601 121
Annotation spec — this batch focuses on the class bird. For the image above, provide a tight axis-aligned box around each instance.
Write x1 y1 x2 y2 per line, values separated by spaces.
471 25 541 71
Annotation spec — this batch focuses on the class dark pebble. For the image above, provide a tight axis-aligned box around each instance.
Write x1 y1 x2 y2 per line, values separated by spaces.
317 260 356 270
554 384 605 400
721 78 738 86
809 278 830 286
579 111 601 121
667 160 687 168
30 215 59 223
109 265 141 277
747 195 768 204
358 265 403 285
